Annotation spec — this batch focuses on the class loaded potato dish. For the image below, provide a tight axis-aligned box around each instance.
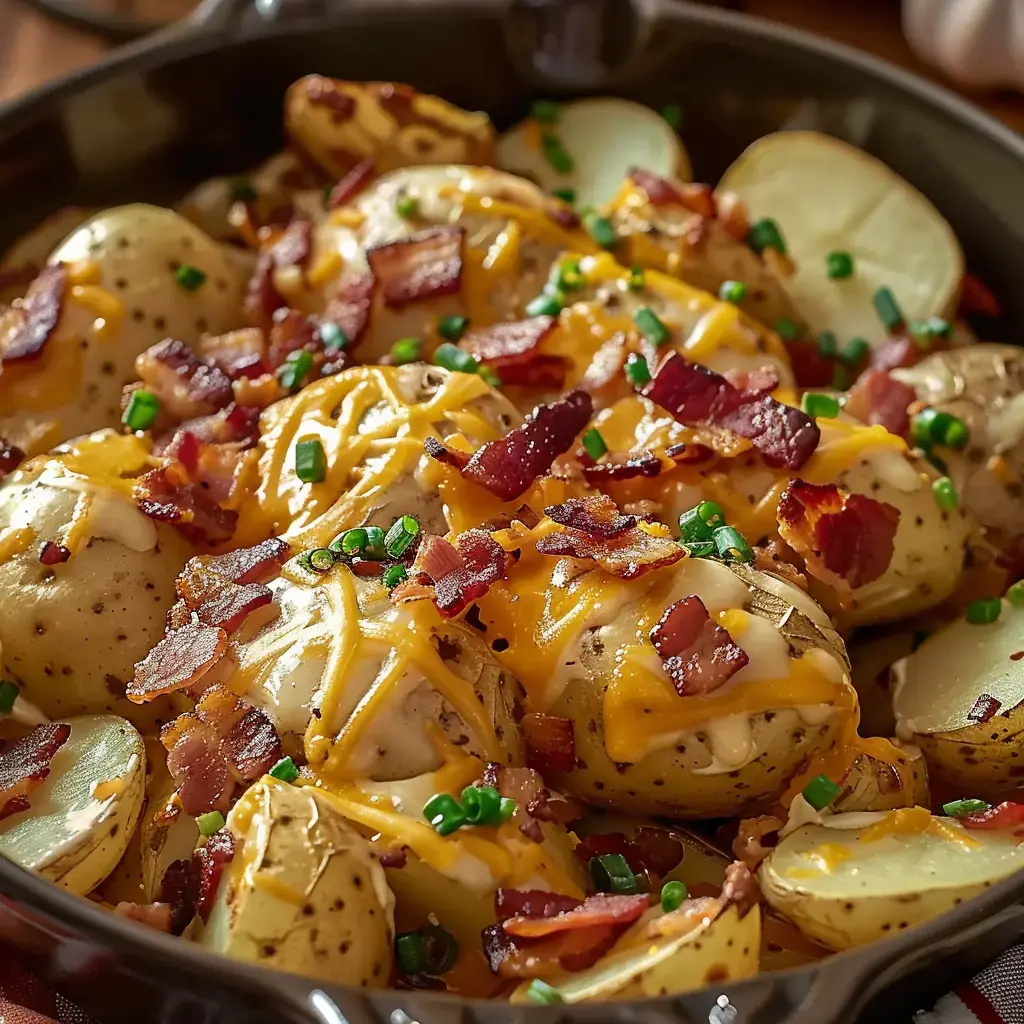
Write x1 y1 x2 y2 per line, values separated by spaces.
0 79 1021 1005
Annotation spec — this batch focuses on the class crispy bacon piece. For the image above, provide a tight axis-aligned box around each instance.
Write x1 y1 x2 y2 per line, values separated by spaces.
574 827 685 878
134 338 234 421
844 369 917 437
650 596 749 697
193 581 273 633
644 354 820 470
328 158 376 208
481 922 618 977
204 538 292 585
724 366 780 396
546 495 636 538
0 724 71 820
503 894 649 939
521 713 575 775
666 441 715 465
777 480 900 592
721 861 762 918
459 316 567 389
629 168 717 218
0 438 25 481
582 451 663 484
781 339 840 389
128 621 228 702
244 253 286 328
482 763 578 843
732 815 783 871
871 333 920 373
366 226 463 309
967 694 1002 724
194 830 237 922
0 263 67 362
405 530 507 619
411 534 466 581
959 801 1024 832
422 436 471 471
114 901 174 933
426 390 593 502
495 889 582 921
324 272 375 350
134 465 239 546
200 328 269 382
959 272 1002 318
38 541 71 566
270 219 314 271
159 857 199 934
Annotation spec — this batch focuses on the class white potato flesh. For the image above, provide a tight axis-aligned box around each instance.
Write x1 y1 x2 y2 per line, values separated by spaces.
0 714 145 894
759 812 1024 951
198 776 394 986
0 205 247 455
718 131 963 344
497 99 690 209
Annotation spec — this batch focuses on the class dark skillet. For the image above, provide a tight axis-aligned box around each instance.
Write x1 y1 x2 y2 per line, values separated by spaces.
0 2 1021 1022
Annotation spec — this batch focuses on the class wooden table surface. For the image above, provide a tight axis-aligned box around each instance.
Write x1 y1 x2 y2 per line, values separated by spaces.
1 0 1023 132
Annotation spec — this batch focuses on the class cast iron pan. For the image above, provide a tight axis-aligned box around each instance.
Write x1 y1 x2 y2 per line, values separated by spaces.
0 2 1022 1022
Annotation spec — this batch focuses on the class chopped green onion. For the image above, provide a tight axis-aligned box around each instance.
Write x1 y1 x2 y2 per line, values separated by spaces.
634 306 670 347
498 797 517 823
932 476 959 511
747 218 787 255
122 390 160 432
231 180 258 202
660 879 688 912
526 980 564 1005
319 322 348 351
1006 580 1024 608
831 364 852 392
530 99 561 124
909 317 951 348
581 427 608 462
277 349 314 392
433 342 479 374
305 547 336 573
841 337 870 366
802 774 841 811
391 336 423 365
713 525 754 563
395 193 419 219
625 353 651 387
966 598 1002 625
817 331 838 359
526 292 563 318
551 186 576 205
541 134 574 175
460 784 503 826
719 280 747 304
479 366 502 388
551 257 584 293
395 932 427 974
683 540 716 559
942 798 989 818
590 853 639 894
336 528 368 558
196 811 225 837
774 318 799 341
0 680 19 714
582 210 617 249
873 286 905 332
801 393 841 419
175 264 207 291
383 564 408 589
269 756 299 783
362 526 386 560
423 793 466 836
825 251 855 280
627 266 645 292
437 315 469 342
294 439 327 483
679 501 725 544
385 514 420 558
660 103 684 130
914 408 970 450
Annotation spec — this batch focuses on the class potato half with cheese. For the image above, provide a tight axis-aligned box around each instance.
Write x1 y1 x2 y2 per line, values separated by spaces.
759 808 1024 951
0 714 145 894
0 204 247 456
0 431 193 725
891 598 1023 800
197 775 394 986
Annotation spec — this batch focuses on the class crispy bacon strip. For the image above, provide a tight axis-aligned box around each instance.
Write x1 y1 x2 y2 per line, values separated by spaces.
271 219 314 271
200 328 270 382
732 815 783 871
367 226 463 309
777 480 901 593
459 316 567 389
503 893 649 939
204 538 292 585
0 264 67 362
38 541 71 566
128 621 228 702
629 168 717 218
844 369 916 437
324 272 375 350
521 713 575 775
135 338 235 421
495 889 582 921
644 354 820 470
546 495 636 538
134 466 240 546
582 451 663 484
871 334 920 373
0 724 71 820
482 921 619 977
650 596 749 697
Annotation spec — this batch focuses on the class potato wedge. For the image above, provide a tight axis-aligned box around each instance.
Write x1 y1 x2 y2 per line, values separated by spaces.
718 131 963 345
197 776 394 986
0 714 145 894
497 99 690 209
891 599 1023 799
832 741 929 814
760 809 1024 951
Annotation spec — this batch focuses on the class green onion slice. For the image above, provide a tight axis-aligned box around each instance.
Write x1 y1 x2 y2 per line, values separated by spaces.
825 251 855 279
526 292 563 318
966 598 1002 625
278 349 313 393
802 774 841 811
294 439 327 483
589 853 639 894
660 103 684 130
931 476 959 511
423 793 466 836
719 280 747 304
383 564 408 589
747 218 787 255
581 428 608 462
840 337 870 366
634 306 670 347
541 134 574 175
774 318 799 341
336 528 368 558
817 331 838 359
530 100 561 124
625 353 651 387
551 187 576 205
385 514 420 558
196 810 225 837
873 286 905 332
498 797 517 823
362 526 386 560
319 322 348 351
269 756 299 783
713 525 754 563
526 979 564 1005
122 390 160 432
1006 580 1024 608
801 393 841 419
433 342 479 374
437 315 469 342
306 547 336 573
942 798 989 818
582 210 617 249
175 264 207 291
395 194 419 219
391 336 423 365
395 932 427 974
460 784 503 826
627 266 645 292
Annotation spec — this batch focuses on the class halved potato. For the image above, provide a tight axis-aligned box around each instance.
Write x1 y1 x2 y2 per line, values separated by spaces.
832 741 930 814
197 776 394 986
760 808 1024 951
891 598 1023 799
0 714 145 894
718 131 963 344
497 99 690 209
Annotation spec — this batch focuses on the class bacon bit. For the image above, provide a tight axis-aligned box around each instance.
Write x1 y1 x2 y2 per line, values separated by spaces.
650 596 749 697
967 694 1002 724
724 366 780 396
366 226 463 309
666 441 715 465
377 847 408 869
629 168 717 218
521 713 575 775
583 451 663 484
644 354 820 470
960 801 1024 831
0 723 72 820
504 893 649 939
128 621 228 702
732 815 783 871
193 581 273 633
574 827 684 878
959 272 1002 318
201 328 270 381
327 158 376 208
412 534 466 581
777 480 901 592
204 538 292 585
482 763 575 843
434 530 507 618
158 857 199 934
114 902 174 933
483 921 619 977
244 253 286 328
135 338 234 421
843 369 917 437
38 541 71 566
0 439 25 481
871 333 921 374
548 206 581 231
495 889 582 921
422 436 472 470
134 466 239 546
459 316 567 389
778 339 839 389
0 264 67 362
721 862 761 918
546 495 636 538
323 272 375 350
194 830 236 922
270 218 314 272
267 307 316 369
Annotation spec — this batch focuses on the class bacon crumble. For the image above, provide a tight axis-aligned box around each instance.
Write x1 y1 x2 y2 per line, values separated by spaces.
0 263 67 362
843 369 917 437
521 713 575 775
459 316 568 389
366 226 463 309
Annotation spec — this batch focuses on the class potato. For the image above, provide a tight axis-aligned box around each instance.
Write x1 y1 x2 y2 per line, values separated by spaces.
197 776 394 986
759 808 1024 951
0 206 97 304
0 714 145 894
718 131 963 345
832 741 930 814
892 343 1024 562
510 901 760 1003
0 431 193 727
891 598 1024 799
0 204 247 455
497 98 690 209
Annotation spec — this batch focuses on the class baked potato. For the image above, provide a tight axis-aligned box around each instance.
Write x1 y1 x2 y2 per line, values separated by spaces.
197 775 394 986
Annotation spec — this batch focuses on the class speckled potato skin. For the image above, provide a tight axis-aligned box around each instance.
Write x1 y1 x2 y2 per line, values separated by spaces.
832 744 930 814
